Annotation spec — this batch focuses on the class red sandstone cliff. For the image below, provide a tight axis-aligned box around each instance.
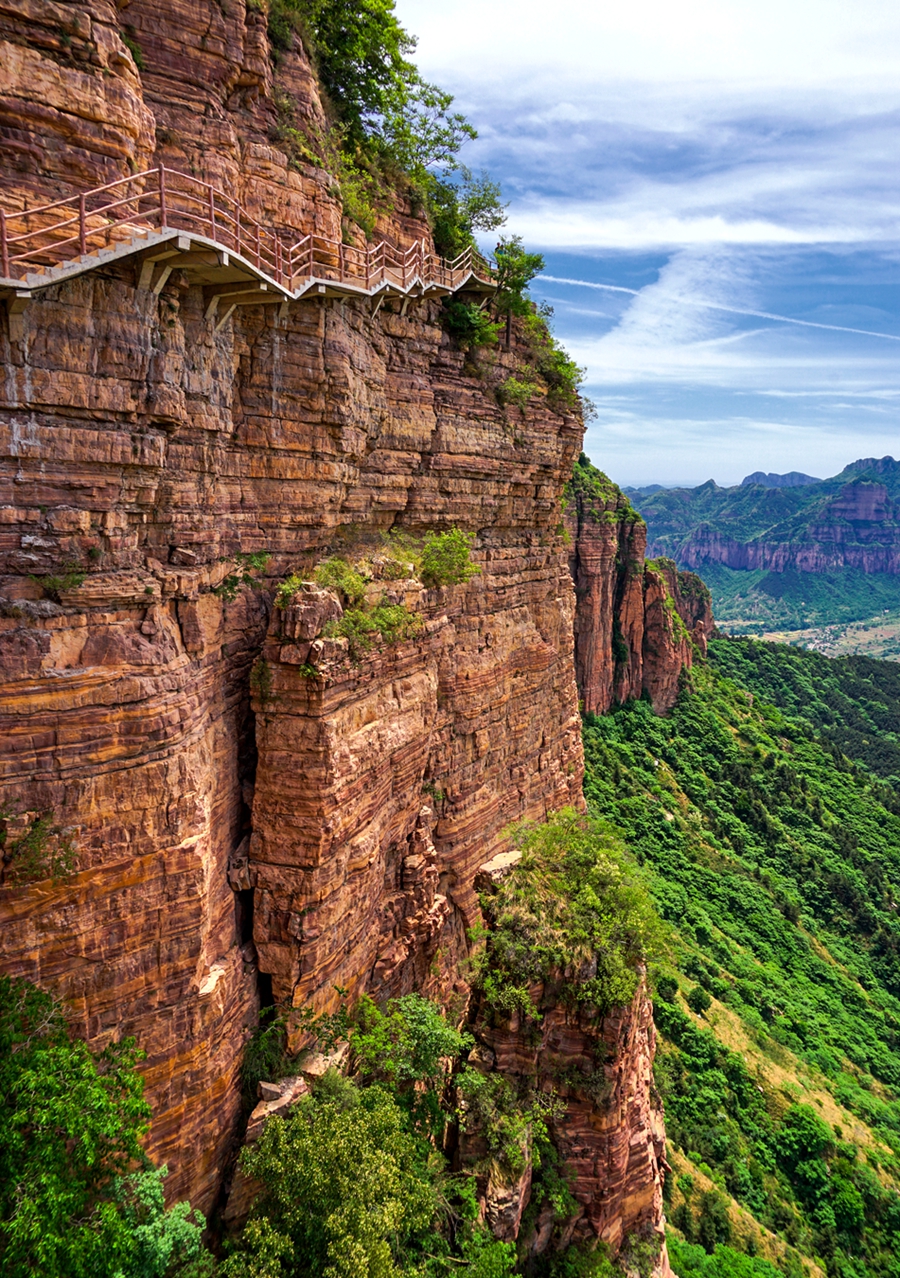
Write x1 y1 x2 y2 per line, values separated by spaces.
0 7 675 1269
654 477 900 576
566 457 713 715
0 0 583 1210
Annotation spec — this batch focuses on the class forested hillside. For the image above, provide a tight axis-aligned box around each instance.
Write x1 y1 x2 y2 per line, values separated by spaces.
583 639 900 1278
628 459 900 633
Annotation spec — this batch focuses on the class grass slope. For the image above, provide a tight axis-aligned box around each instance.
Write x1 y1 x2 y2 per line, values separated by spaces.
583 648 900 1278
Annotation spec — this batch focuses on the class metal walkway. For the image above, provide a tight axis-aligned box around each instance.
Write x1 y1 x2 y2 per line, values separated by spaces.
0 165 494 337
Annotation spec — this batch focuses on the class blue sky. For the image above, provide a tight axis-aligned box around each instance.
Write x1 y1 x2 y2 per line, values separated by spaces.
395 0 900 487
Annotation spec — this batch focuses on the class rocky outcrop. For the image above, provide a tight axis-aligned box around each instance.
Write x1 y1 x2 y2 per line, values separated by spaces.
457 845 672 1275
252 552 584 1025
566 458 713 715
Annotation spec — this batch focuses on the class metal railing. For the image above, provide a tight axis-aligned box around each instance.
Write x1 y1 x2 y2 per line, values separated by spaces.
0 166 493 294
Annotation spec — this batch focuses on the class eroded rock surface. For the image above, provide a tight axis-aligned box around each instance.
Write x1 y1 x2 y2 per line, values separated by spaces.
566 464 713 714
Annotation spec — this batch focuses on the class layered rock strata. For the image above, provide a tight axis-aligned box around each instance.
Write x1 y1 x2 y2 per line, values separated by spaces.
455 850 672 1277
676 480 900 574
566 462 713 715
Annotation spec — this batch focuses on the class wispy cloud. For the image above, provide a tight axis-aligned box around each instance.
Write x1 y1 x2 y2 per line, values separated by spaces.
396 0 900 484
538 274 900 342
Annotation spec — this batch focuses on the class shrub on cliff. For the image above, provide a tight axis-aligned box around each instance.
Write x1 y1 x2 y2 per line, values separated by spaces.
224 1069 516 1278
0 803 76 886
325 601 423 658
313 557 369 605
473 809 660 1020
442 298 503 349
0 977 204 1278
266 0 505 251
420 529 481 589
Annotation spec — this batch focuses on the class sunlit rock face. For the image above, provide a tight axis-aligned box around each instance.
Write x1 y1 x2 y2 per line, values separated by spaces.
566 480 713 716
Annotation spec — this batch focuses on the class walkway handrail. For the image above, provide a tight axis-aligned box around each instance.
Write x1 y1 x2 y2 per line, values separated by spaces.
0 166 494 295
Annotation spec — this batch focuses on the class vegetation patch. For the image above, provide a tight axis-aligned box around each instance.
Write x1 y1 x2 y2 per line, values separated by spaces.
472 809 659 1021
0 803 76 886
212 552 271 603
0 977 204 1278
324 601 423 658
583 649 900 1276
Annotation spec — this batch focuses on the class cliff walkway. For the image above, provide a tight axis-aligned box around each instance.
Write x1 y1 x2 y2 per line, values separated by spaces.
0 165 494 338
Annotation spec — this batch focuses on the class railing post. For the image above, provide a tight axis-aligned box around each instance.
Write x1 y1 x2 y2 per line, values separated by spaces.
256 223 261 270
208 187 215 239
0 209 8 278
79 194 86 255
235 206 240 256
158 166 167 229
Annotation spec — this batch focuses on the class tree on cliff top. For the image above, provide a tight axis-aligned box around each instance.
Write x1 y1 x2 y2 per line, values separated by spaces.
267 0 506 252
0 976 204 1278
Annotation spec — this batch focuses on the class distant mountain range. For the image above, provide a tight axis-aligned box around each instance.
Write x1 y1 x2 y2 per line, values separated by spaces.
740 469 821 489
625 456 900 633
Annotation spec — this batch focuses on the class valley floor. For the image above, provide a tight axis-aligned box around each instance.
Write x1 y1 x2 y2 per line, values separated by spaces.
737 609 900 662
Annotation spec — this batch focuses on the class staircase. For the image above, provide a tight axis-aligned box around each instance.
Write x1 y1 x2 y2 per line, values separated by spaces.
0 165 494 336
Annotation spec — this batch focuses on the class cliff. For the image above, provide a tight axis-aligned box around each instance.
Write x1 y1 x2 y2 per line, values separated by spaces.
566 457 713 715
0 0 583 1209
632 459 900 577
1 6 677 1270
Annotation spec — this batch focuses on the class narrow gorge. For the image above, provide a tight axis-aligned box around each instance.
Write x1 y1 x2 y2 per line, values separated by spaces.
0 4 714 1272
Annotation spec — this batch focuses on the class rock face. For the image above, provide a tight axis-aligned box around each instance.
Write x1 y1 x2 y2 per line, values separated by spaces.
0 0 584 1208
0 6 676 1266
252 553 584 1024
463 979 672 1277
566 458 713 715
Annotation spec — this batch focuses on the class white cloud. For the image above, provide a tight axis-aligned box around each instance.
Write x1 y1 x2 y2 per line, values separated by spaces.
394 0 900 483
398 0 900 88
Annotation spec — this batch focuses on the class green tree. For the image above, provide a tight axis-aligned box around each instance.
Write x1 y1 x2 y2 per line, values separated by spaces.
493 235 545 318
224 1076 436 1278
0 977 204 1278
420 529 481 588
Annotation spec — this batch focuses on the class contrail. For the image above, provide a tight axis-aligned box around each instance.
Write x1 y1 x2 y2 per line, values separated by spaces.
537 274 900 343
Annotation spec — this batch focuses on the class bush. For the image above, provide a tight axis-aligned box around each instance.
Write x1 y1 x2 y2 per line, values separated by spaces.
0 804 76 886
420 528 480 588
351 993 471 1137
442 299 503 349
275 573 305 610
686 985 712 1016
325 601 423 658
0 977 204 1278
352 993 471 1090
212 551 271 602
455 1068 555 1178
313 557 369 606
496 374 539 410
654 975 680 1004
30 563 86 600
241 1009 290 1110
474 809 660 1018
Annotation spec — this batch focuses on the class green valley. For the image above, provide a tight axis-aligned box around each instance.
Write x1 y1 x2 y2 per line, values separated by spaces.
583 638 900 1277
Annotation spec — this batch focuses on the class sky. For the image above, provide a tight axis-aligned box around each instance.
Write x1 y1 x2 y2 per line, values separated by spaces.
394 0 900 488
